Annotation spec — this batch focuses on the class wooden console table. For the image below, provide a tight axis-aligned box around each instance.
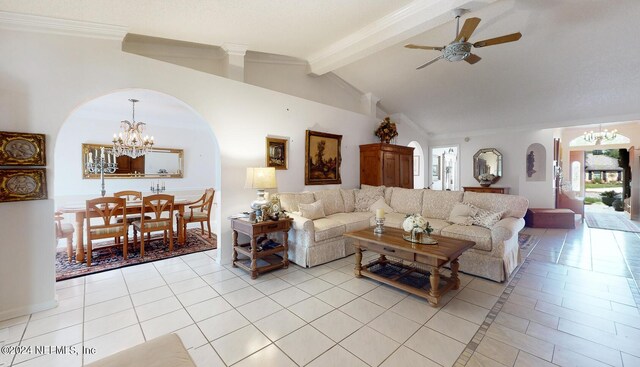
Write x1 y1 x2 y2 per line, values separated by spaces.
463 186 510 194
345 227 474 306
231 217 292 279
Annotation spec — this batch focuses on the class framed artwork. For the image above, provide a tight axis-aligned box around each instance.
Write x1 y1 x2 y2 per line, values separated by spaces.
413 155 420 176
0 168 48 202
305 130 342 185
0 131 46 166
265 137 288 170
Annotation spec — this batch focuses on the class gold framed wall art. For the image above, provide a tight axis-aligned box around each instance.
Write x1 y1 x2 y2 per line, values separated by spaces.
0 168 48 202
0 131 46 166
265 137 288 170
305 130 342 185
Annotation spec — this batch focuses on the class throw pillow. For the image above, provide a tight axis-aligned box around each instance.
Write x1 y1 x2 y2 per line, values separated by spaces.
354 185 385 212
340 189 356 212
448 203 478 226
369 197 394 214
468 204 504 228
298 200 326 220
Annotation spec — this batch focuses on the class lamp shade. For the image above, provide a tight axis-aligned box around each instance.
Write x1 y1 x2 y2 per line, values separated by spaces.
244 167 277 189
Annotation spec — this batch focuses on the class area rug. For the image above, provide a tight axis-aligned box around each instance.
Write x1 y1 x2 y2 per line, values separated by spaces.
585 212 640 233
56 229 217 281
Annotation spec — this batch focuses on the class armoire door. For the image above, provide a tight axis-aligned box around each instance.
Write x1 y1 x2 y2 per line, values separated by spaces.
382 152 399 187
399 153 413 188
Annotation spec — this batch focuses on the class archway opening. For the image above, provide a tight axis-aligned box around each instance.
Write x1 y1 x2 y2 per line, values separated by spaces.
53 89 221 276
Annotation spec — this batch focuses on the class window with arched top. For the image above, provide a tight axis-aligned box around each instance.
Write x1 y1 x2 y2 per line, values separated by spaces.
569 134 630 147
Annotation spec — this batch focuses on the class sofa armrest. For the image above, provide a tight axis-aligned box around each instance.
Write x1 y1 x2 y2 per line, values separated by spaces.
287 212 314 232
491 217 525 243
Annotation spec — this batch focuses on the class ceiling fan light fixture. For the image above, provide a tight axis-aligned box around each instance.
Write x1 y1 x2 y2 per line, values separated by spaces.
444 42 471 62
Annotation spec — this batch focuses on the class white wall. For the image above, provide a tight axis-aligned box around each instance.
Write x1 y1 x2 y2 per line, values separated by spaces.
54 90 217 199
407 141 425 189
430 129 556 208
0 29 377 320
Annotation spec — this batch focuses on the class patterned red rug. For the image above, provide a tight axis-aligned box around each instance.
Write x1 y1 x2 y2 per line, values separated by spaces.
56 228 217 281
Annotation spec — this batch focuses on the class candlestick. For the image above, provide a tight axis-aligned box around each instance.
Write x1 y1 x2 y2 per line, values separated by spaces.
374 217 385 235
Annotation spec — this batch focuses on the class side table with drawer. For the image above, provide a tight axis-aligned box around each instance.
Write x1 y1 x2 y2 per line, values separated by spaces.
231 217 293 279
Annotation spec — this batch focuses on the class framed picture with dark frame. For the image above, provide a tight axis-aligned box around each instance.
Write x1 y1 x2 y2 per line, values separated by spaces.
0 131 46 166
305 130 342 185
0 168 48 202
265 137 289 170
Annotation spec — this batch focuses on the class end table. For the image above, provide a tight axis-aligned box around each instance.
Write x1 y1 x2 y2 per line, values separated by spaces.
231 217 292 279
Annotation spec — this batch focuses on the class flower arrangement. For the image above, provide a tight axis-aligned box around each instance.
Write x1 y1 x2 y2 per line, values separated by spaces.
478 173 496 182
374 117 398 144
402 213 433 236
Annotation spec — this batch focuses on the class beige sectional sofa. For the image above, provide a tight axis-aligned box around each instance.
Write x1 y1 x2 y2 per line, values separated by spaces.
274 186 529 282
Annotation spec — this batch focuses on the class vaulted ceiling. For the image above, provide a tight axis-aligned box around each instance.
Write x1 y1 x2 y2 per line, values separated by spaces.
2 0 640 137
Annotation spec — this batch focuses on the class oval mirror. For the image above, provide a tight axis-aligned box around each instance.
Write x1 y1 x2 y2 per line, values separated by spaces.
473 148 503 183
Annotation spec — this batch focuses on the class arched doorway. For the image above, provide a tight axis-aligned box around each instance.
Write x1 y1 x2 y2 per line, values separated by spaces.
408 141 425 189
53 89 221 276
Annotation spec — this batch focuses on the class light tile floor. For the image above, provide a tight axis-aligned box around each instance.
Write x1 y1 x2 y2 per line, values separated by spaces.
1 220 639 367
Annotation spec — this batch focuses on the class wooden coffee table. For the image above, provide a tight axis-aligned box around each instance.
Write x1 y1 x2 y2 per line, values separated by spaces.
345 227 475 306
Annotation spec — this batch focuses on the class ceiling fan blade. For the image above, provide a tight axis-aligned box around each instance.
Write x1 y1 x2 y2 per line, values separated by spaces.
455 17 481 42
465 53 481 64
473 32 522 48
416 56 443 70
405 44 444 51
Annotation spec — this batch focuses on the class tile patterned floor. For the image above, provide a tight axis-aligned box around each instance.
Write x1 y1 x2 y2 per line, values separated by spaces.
1 220 640 366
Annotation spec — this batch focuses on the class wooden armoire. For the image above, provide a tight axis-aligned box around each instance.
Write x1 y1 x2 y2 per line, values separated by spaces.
360 143 414 188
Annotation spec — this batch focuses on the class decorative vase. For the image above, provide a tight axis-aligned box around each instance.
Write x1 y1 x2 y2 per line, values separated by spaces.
381 137 391 144
410 228 421 242
480 181 492 187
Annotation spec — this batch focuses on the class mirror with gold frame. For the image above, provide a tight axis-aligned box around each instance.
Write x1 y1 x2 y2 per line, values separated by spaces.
473 148 502 183
82 143 184 179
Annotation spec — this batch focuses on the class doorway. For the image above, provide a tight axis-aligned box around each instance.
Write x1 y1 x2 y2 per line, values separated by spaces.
430 146 458 190
408 141 425 189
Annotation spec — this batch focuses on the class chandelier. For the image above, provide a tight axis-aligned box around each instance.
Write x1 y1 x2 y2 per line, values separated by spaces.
112 99 154 158
583 126 617 144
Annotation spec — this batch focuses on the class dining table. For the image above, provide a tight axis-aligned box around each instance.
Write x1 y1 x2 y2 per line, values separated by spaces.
59 198 194 263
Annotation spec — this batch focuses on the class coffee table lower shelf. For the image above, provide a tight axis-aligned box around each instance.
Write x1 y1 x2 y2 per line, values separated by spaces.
358 257 458 306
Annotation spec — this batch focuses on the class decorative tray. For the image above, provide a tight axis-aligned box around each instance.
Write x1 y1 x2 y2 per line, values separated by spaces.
402 234 438 245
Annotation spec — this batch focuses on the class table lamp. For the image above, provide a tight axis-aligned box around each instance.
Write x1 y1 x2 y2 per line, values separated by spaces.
245 167 277 213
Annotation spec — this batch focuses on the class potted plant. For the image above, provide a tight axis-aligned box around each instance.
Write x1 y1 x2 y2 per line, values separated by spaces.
612 198 625 211
600 190 617 206
478 173 496 187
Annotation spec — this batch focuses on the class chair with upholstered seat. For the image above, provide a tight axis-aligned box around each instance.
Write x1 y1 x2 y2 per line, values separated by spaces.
85 197 128 267
55 211 75 262
176 188 214 239
133 194 174 258
113 190 151 245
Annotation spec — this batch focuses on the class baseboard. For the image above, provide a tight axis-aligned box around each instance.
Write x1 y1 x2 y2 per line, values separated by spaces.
0 297 58 322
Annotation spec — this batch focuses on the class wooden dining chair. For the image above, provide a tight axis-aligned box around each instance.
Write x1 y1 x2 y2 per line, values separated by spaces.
133 194 174 258
55 211 75 262
114 190 151 245
176 188 214 238
85 197 128 267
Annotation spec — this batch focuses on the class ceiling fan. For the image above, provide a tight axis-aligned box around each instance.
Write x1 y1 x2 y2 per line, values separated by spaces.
405 9 522 69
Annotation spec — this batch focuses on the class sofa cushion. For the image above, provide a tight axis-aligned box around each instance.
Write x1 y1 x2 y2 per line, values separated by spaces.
313 218 346 242
421 190 464 220
328 212 374 232
314 189 345 215
341 189 356 212
376 212 407 229
355 185 384 212
299 201 326 220
448 203 478 226
426 218 453 235
440 224 492 251
390 187 423 214
462 192 529 218
369 197 394 214
277 192 315 213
